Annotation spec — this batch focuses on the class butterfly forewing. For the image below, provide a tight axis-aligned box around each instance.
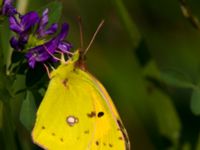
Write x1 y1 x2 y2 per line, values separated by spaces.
77 69 130 150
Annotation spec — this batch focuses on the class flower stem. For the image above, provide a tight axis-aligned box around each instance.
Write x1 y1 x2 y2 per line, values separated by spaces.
2 101 17 150
16 0 29 14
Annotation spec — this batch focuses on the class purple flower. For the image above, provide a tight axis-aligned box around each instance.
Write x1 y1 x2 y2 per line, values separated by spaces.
1 0 17 16
9 8 72 68
25 23 72 68
9 11 39 34
9 11 39 50
37 8 58 38
10 35 28 50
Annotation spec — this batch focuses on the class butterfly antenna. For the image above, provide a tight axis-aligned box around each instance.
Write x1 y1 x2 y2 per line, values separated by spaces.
83 20 105 56
77 16 84 51
179 0 200 30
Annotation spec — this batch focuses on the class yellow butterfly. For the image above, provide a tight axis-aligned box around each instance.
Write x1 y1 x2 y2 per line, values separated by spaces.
32 22 130 150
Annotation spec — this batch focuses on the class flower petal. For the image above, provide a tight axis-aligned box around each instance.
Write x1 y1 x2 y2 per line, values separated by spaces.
56 23 69 41
20 11 39 33
27 55 36 68
10 36 20 50
41 8 49 25
44 23 58 35
58 41 72 53
9 16 22 33
37 8 49 37
1 0 17 16
10 33 28 50
25 37 59 68
37 9 58 37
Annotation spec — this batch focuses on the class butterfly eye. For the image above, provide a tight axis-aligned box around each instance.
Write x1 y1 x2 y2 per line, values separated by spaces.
66 116 79 126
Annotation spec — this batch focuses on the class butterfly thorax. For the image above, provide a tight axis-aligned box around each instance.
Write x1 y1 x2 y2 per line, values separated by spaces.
75 49 87 71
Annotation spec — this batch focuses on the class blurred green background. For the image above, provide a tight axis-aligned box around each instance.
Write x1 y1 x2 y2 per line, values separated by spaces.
1 0 200 149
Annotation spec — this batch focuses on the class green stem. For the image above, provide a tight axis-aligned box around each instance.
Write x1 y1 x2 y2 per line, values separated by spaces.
111 0 141 48
0 21 12 73
2 100 17 150
0 72 17 149
16 0 29 14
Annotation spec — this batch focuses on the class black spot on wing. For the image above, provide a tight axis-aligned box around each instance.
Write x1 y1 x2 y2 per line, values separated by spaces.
60 138 64 142
97 112 104 118
118 137 123 140
51 133 56 136
109 143 113 148
96 141 99 146
94 139 115 148
40 126 66 144
62 78 68 87
84 130 90 134
87 111 96 118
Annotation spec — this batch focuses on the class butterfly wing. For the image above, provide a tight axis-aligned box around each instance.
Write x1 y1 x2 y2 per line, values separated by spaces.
77 69 130 150
32 71 96 150
32 64 130 150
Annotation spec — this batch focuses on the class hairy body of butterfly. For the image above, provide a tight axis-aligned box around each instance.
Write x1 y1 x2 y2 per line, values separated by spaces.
32 50 130 150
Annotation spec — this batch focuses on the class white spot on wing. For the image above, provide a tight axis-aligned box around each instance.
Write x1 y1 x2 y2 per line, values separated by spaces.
66 116 79 126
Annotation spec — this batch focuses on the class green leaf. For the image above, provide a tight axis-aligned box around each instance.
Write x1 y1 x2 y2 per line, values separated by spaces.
191 87 200 115
143 61 195 89
37 1 62 26
0 100 3 129
0 72 12 102
20 91 36 130
2 101 18 150
160 69 195 89
196 134 200 150
182 142 191 150
148 85 181 148
0 20 13 68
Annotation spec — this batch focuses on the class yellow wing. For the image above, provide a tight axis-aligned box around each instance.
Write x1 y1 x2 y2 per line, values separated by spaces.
78 69 130 150
32 52 130 150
